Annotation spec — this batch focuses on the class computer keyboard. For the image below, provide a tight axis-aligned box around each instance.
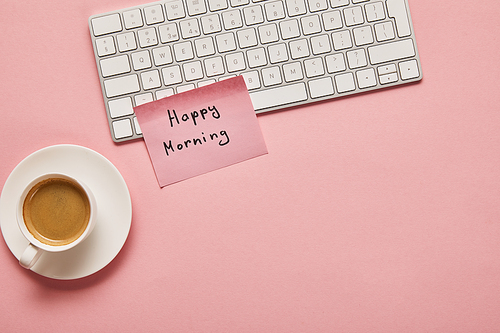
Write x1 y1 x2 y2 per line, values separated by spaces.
89 0 422 142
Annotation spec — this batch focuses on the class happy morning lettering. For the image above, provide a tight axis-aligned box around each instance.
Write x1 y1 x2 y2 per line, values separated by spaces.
163 105 230 156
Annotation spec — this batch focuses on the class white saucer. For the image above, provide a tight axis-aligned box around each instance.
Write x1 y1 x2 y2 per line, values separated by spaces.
0 145 132 280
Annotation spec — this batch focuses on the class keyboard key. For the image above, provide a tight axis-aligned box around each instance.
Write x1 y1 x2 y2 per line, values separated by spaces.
304 57 325 77
335 72 356 93
91 14 122 36
95 37 116 56
225 52 246 72
325 53 346 73
153 46 173 66
144 5 165 24
258 24 279 44
346 49 367 69
123 9 143 29
104 75 140 98
137 28 158 47
100 55 131 77
165 0 186 20
117 32 137 52
159 23 180 43
365 2 386 22
140 70 162 89
208 0 228 11
374 22 395 42
343 6 364 26
264 1 285 21
180 18 201 38
204 56 225 76
353 26 374 46
112 119 133 139
194 37 216 56
268 43 288 63
183 61 204 81
216 32 237 52
311 34 331 55
243 5 264 25
187 0 207 15
367 39 415 64
331 0 349 8
308 77 334 98
162 65 183 85
283 62 304 82
279 20 300 39
307 0 328 13
222 9 243 29
108 97 134 118
173 41 195 61
356 68 377 88
247 48 267 67
286 0 307 17
237 28 258 48
322 11 343 30
301 15 322 35
399 59 420 80
262 66 282 86
201 14 222 34
249 83 307 110
131 50 152 70
241 71 261 89
387 0 411 37
331 30 352 50
289 39 310 59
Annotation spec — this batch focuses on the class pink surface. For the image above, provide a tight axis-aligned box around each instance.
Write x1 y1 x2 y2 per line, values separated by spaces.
1 0 500 332
135 76 267 186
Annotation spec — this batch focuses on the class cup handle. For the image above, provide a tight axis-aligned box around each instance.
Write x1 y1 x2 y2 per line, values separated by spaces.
19 243 43 269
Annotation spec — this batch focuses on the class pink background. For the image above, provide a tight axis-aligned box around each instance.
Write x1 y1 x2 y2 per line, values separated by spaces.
1 0 500 332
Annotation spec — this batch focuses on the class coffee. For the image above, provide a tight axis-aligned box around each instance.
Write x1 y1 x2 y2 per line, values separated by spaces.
22 177 91 246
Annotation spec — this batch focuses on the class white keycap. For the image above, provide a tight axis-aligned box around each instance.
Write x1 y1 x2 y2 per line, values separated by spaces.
131 50 152 70
279 20 300 39
137 28 158 47
123 9 143 29
365 2 386 22
368 39 415 64
387 0 411 37
153 46 173 66
204 57 225 76
307 0 328 13
216 33 237 52
268 43 288 63
173 41 194 61
304 58 325 77
356 68 377 88
283 62 304 82
262 66 282 86
353 26 374 46
380 72 398 84
104 75 140 98
264 1 285 21
117 32 137 52
135 93 154 106
141 70 161 90
335 72 356 93
377 63 397 75
201 14 222 34
286 0 307 17
331 30 352 50
247 48 267 68
399 59 419 80
156 88 175 99
374 22 395 42
241 71 261 90
95 37 116 56
133 117 142 135
177 84 195 93
289 39 310 59
92 14 122 36
249 82 307 110
237 28 258 48
198 79 216 87
322 11 343 30
222 10 243 29
347 49 367 69
183 61 204 81
225 52 246 72
162 65 183 85
100 55 130 77
331 0 349 8
112 119 133 139
187 0 207 15
308 77 334 98
343 6 364 26
165 0 186 20
231 0 250 7
108 97 134 118
180 18 201 39
144 5 165 25
258 24 279 44
208 0 228 11
325 53 346 73
195 37 216 56
301 15 322 35
159 23 180 43
311 34 331 55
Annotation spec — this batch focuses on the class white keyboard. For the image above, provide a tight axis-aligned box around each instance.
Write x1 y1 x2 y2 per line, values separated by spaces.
89 0 422 142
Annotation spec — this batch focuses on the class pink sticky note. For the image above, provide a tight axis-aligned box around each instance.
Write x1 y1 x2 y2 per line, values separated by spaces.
134 76 268 187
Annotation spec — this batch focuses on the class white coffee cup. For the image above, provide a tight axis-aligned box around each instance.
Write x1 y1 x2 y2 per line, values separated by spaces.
16 173 97 269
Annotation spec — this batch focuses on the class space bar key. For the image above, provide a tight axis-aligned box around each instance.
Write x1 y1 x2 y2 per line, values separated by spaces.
249 83 308 111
